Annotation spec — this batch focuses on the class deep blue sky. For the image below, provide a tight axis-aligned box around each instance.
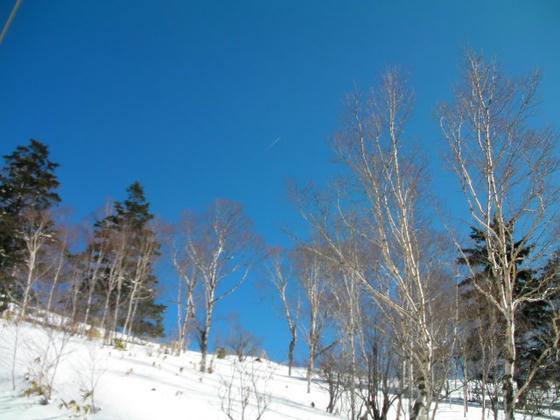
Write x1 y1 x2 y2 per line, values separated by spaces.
1 0 559 362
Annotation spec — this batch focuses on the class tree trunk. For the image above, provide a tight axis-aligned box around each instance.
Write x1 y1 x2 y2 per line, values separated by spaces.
127 297 140 338
46 243 64 315
178 288 195 354
396 391 402 420
503 342 516 420
307 339 315 393
110 280 123 343
100 287 111 333
178 305 190 353
83 249 103 327
122 280 139 339
410 373 427 420
19 248 36 321
462 359 468 417
349 327 357 420
199 309 213 372
288 332 296 377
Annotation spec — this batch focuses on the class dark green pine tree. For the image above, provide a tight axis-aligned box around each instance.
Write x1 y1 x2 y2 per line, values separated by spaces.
0 139 60 310
458 219 553 399
91 182 165 338
110 181 154 230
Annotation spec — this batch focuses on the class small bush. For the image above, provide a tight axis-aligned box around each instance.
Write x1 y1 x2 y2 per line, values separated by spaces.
23 379 51 406
23 380 47 398
70 322 80 335
219 359 273 420
216 347 227 359
113 339 126 351
86 327 101 340
59 399 96 416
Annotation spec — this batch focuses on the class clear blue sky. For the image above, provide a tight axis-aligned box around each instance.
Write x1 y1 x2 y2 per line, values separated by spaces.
1 0 559 362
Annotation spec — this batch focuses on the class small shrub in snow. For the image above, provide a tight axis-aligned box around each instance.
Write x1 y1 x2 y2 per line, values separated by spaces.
69 322 80 335
73 343 106 415
23 326 72 404
86 327 101 340
219 359 274 420
113 338 126 351
59 397 96 417
217 347 227 359
223 317 262 362
3 309 14 321
23 379 50 403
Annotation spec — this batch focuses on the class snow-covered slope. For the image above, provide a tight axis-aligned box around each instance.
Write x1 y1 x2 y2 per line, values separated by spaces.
0 318 557 419
0 318 345 420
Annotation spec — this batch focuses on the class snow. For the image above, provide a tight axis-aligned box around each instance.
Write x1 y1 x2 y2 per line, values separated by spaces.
0 318 343 420
0 318 557 419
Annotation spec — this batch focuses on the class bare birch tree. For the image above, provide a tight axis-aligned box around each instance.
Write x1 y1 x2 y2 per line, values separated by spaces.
263 247 300 376
107 227 131 344
294 243 337 394
439 51 560 420
81 205 115 328
80 236 106 328
121 226 157 338
44 227 68 316
98 227 129 342
180 200 258 372
18 209 53 320
292 69 455 419
327 241 366 419
364 317 402 420
170 216 201 354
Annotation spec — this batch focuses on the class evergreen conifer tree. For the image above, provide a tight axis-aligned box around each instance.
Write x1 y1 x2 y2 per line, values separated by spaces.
83 182 165 338
0 139 60 310
458 219 555 401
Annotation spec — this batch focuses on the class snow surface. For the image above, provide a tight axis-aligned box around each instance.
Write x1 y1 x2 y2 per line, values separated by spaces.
0 318 557 419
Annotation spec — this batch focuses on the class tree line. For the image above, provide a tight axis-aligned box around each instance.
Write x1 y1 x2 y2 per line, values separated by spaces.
264 52 559 420
1 51 559 420
0 142 165 340
0 139 261 374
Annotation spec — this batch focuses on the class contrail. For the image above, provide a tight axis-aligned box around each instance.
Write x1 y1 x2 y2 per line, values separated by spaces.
267 136 281 150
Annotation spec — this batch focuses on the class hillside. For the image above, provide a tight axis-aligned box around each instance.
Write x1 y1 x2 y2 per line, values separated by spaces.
0 317 343 420
0 318 557 420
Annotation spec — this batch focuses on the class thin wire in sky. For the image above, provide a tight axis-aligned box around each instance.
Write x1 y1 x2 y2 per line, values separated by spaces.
0 0 23 45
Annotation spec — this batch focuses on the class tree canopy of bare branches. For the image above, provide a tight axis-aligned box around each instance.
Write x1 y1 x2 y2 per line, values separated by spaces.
176 199 259 372
439 51 560 420
292 69 456 419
